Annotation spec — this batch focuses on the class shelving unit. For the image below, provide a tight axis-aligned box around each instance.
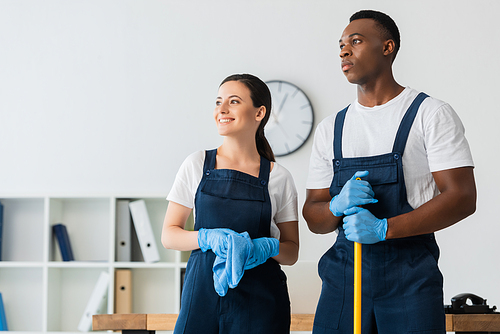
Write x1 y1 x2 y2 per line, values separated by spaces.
0 195 191 333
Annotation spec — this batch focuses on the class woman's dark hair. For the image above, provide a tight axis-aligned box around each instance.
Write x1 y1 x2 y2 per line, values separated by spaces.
220 73 275 162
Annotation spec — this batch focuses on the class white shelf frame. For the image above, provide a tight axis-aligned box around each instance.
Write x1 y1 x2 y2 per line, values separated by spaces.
0 194 189 333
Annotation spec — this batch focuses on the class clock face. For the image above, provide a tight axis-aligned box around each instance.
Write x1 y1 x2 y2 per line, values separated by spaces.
265 80 314 156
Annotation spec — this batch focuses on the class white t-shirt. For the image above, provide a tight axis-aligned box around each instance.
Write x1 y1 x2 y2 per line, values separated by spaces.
167 150 299 239
306 87 474 210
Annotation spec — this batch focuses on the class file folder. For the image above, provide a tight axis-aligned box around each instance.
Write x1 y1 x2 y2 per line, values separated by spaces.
129 200 160 263
77 271 109 332
53 223 75 261
115 200 132 262
114 269 132 314
0 292 8 331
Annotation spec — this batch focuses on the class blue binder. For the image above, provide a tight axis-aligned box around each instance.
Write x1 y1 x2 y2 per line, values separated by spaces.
53 224 75 261
0 292 8 331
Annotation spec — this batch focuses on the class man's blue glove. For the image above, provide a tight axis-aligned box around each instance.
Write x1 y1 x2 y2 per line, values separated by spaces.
245 237 279 270
342 206 387 244
197 228 238 257
329 171 378 217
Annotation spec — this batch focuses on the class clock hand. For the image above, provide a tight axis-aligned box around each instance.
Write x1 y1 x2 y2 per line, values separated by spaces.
277 123 289 139
270 111 279 124
276 93 288 117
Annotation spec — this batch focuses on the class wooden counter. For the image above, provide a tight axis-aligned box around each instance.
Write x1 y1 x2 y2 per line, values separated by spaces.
93 313 500 333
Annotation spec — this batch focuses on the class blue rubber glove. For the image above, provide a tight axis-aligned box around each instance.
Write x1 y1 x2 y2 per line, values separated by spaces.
342 206 387 244
245 237 279 270
197 228 238 257
329 171 378 217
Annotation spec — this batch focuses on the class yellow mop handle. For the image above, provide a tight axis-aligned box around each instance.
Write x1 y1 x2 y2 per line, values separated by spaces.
354 176 362 334
354 241 362 334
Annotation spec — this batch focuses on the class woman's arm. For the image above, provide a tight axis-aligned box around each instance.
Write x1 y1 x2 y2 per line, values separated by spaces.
161 201 199 251
272 220 299 265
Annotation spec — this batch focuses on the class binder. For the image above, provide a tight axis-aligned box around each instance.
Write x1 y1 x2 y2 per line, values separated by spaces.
77 271 109 332
115 200 132 262
53 224 75 261
0 202 3 261
180 268 186 308
114 269 132 314
0 292 8 331
128 200 160 263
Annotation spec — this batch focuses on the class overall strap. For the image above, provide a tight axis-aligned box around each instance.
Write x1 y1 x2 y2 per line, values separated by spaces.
333 105 350 159
258 156 271 184
203 149 217 172
392 92 429 155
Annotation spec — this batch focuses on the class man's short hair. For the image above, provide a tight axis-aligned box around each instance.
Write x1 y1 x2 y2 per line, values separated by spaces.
350 10 400 60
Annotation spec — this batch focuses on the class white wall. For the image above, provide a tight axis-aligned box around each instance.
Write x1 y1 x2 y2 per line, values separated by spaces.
1 0 499 314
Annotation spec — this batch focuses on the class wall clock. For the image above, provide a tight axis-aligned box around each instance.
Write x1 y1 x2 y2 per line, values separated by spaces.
265 80 314 157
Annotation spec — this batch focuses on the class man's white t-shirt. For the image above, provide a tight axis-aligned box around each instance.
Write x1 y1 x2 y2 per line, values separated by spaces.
306 87 474 210
168 150 299 239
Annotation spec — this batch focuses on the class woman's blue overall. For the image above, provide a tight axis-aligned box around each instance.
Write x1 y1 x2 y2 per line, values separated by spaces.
313 93 446 334
174 149 291 334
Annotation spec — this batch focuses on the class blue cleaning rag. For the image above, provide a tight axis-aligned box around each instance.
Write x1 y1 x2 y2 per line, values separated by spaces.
212 233 280 297
212 231 253 296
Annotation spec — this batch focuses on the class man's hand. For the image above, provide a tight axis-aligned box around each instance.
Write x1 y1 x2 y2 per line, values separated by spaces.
343 206 387 244
329 171 378 217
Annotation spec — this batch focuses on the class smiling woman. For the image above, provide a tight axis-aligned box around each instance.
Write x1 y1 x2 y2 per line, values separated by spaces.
213 80 265 152
161 74 300 334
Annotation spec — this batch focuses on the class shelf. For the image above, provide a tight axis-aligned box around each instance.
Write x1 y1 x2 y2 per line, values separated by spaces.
0 195 187 333
0 267 43 331
47 267 109 332
48 197 111 262
129 268 177 314
0 198 45 262
0 261 44 268
113 262 177 269
47 261 110 268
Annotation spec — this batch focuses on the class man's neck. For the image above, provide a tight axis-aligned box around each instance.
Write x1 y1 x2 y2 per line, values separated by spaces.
356 75 404 108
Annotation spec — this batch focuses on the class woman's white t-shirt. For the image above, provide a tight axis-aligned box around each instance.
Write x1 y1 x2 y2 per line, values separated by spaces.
168 150 299 239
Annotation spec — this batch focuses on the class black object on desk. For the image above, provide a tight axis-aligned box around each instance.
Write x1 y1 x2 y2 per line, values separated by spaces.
445 293 497 314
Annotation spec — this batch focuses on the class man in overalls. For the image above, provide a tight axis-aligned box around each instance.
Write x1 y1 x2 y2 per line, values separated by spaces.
303 10 476 334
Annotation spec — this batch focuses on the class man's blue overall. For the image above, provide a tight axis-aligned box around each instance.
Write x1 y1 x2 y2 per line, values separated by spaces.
313 93 446 334
174 149 290 334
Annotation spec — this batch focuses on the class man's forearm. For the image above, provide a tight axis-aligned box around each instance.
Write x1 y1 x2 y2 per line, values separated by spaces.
386 167 476 239
303 200 342 234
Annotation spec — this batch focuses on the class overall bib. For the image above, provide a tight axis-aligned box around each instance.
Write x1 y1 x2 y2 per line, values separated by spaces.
174 149 290 334
313 93 446 334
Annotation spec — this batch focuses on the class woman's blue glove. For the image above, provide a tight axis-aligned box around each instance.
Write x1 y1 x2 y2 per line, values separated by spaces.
342 206 387 244
197 228 238 257
329 171 378 217
244 237 279 270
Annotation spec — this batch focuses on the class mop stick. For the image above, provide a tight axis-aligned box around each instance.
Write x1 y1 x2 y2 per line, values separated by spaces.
354 241 362 334
354 176 362 334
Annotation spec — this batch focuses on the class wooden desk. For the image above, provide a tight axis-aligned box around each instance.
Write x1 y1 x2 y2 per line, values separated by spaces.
93 313 500 333
447 314 500 333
